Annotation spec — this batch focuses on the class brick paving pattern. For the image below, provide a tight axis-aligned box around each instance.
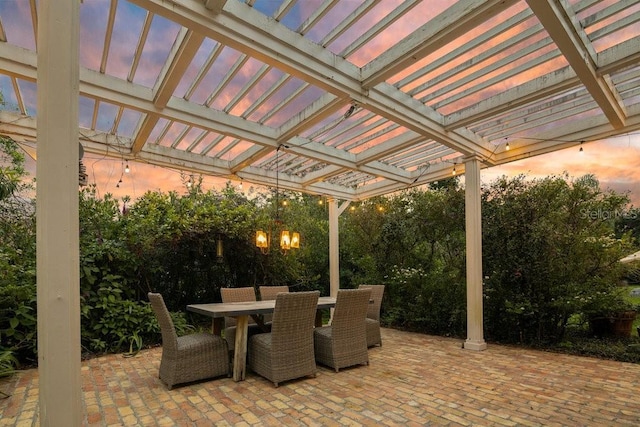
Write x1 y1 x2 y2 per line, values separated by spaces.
1 328 639 426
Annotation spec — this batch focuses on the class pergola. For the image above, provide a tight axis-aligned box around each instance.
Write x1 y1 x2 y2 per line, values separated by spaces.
1 0 639 424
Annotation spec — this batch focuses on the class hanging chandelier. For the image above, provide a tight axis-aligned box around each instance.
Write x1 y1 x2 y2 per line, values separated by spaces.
256 145 300 254
255 225 300 254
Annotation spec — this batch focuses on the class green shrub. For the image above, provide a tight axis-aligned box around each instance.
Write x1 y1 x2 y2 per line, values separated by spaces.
0 350 18 378
0 284 36 364
482 175 634 344
384 265 465 336
554 336 640 363
81 276 159 355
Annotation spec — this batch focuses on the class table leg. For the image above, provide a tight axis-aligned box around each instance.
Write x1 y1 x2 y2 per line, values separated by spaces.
315 309 323 327
212 317 223 335
233 315 249 381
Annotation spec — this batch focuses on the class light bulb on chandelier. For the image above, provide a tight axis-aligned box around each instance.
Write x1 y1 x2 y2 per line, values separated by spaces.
255 145 300 255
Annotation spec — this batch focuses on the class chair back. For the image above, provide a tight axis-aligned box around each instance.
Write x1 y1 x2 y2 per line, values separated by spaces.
148 293 178 353
331 288 371 341
359 285 385 321
259 285 290 301
221 287 257 326
270 291 319 348
221 286 257 302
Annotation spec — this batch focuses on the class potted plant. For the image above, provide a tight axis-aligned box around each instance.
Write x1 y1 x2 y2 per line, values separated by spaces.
610 308 637 337
584 289 637 338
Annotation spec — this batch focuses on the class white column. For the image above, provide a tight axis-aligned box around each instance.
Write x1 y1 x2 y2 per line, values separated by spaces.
463 156 487 351
328 198 339 298
36 0 82 425
327 199 351 298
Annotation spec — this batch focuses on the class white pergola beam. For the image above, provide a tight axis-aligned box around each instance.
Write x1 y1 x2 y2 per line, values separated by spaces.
361 0 520 87
0 42 418 188
526 0 626 128
132 28 205 153
445 67 580 130
277 93 345 143
203 0 227 14
128 0 494 159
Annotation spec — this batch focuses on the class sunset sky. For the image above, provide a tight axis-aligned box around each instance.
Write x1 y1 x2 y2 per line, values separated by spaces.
37 130 633 208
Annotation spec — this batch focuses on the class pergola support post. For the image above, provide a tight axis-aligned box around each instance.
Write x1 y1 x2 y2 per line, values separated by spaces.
328 198 340 298
463 156 487 351
36 0 82 424
328 198 351 299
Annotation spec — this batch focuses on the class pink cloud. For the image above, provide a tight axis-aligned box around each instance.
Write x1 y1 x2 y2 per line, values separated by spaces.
482 135 640 206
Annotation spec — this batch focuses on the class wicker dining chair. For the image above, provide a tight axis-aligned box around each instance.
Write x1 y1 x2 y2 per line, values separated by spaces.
258 286 289 324
248 291 320 387
220 287 262 352
148 293 230 389
359 284 385 347
313 288 371 372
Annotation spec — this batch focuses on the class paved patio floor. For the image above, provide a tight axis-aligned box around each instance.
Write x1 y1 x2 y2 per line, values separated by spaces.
1 328 639 426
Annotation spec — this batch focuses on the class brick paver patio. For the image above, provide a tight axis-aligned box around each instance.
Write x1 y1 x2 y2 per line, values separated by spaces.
1 328 639 426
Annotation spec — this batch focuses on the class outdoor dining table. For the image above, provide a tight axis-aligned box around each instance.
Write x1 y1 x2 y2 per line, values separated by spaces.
187 296 337 381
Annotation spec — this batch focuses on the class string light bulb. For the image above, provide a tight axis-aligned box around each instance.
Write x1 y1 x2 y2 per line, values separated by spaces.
452 164 457 175
505 142 510 151
124 162 130 173
579 141 584 153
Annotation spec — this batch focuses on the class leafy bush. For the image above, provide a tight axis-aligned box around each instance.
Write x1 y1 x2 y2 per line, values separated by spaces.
551 335 640 363
80 274 159 355
4 138 640 367
0 284 36 364
0 137 26 201
482 174 634 344
0 137 37 364
0 350 18 378
384 265 465 336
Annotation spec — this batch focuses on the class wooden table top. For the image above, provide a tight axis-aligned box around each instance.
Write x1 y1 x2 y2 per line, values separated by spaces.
187 296 337 318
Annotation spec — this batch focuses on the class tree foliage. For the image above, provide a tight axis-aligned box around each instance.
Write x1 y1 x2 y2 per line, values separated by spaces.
340 185 467 335
0 137 36 364
482 174 635 343
0 137 26 201
1 137 638 367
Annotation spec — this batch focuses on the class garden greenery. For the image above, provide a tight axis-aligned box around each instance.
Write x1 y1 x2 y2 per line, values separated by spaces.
1 136 638 369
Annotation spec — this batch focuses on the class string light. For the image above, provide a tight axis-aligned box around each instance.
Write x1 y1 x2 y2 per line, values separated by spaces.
579 141 584 153
124 162 130 173
452 164 457 175
505 142 510 151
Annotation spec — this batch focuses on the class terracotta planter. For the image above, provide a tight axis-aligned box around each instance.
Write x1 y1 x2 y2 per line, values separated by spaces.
611 311 637 337
589 311 637 338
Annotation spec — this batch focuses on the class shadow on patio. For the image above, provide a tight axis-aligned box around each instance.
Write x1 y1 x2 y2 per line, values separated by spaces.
1 328 639 426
